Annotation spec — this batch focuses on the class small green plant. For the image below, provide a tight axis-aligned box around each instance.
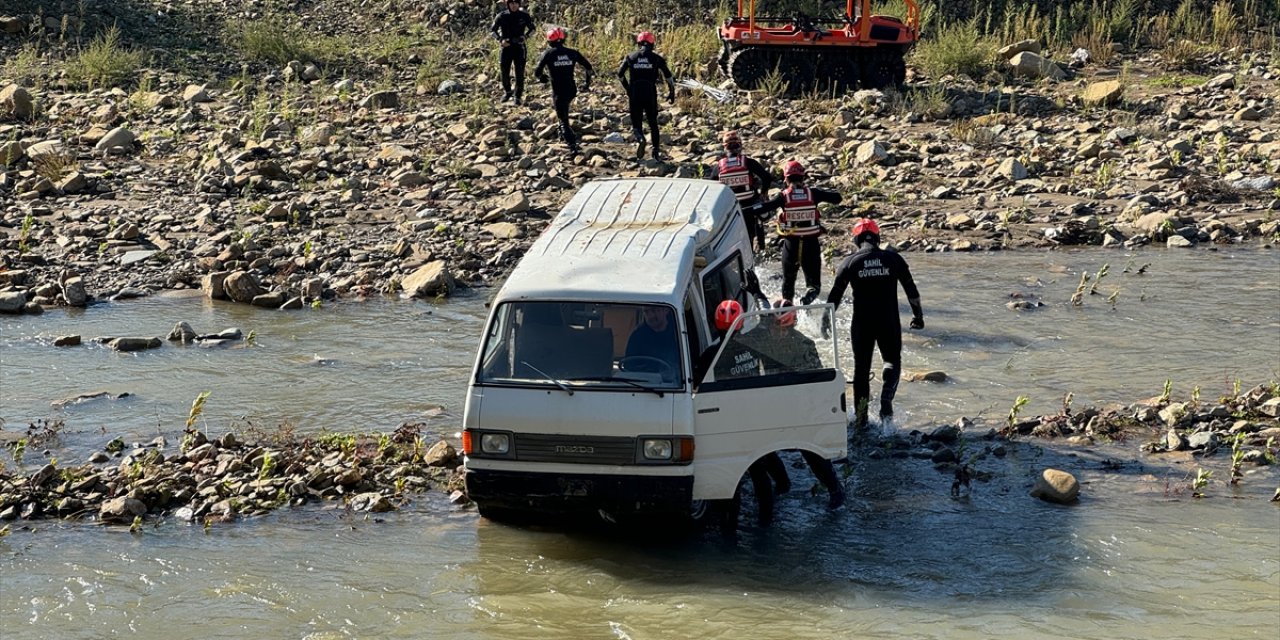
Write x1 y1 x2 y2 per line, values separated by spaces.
1070 272 1090 306
17 213 35 255
186 391 210 430
63 26 144 89
911 19 996 80
1089 263 1110 294
258 450 275 481
129 515 143 534
10 438 27 464
1008 395 1030 426
245 330 258 346
0 525 9 538
1158 379 1173 405
1229 433 1246 484
1190 385 1201 408
310 299 323 310
1191 467 1212 498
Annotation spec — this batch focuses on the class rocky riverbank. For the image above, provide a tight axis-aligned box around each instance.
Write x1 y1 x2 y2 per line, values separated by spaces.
1 2 1278 316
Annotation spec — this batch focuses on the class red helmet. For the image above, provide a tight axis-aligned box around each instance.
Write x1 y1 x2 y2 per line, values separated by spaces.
546 27 566 43
636 31 656 45
715 299 744 332
852 218 881 238
774 299 796 328
783 160 806 178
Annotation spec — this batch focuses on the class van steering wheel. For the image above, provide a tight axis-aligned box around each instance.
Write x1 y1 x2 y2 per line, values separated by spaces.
618 355 676 379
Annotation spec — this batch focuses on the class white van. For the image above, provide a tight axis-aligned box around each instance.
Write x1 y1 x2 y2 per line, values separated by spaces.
462 178 847 526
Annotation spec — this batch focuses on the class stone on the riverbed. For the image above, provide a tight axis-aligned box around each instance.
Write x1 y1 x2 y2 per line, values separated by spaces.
88 451 110 463
223 271 265 303
1164 429 1186 451
930 447 957 463
997 158 1028 181
0 290 27 314
109 337 162 352
1030 469 1079 504
1082 80 1124 107
497 191 530 214
359 90 399 110
1187 431 1218 450
251 291 285 308
401 261 455 298
1166 235 1193 248
280 297 304 310
99 496 147 522
424 440 458 467
1 84 35 120
61 276 88 307
1159 402 1189 426
203 271 230 300
351 492 396 513
54 335 81 347
167 321 197 343
1259 398 1280 418
906 370 948 382
120 250 157 266
449 490 469 505
926 424 961 444
93 127 136 153
1009 51 1066 81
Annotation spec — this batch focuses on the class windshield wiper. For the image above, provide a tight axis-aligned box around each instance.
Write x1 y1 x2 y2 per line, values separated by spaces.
568 376 665 398
520 361 573 395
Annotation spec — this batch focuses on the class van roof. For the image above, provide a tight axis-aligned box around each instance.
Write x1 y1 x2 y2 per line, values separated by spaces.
497 178 740 304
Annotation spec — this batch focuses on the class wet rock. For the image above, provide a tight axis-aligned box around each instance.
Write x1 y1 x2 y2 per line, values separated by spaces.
88 451 110 464
99 496 147 522
1030 469 1079 504
1 84 34 120
449 489 469 505
53 335 81 347
0 291 28 313
251 291 285 308
926 424 961 444
930 447 957 463
1187 431 1218 450
280 297 304 310
223 271 265 303
203 271 229 300
401 261 455 298
424 440 458 467
351 492 395 512
167 321 197 343
906 370 948 382
1166 235 1193 248
109 337 162 352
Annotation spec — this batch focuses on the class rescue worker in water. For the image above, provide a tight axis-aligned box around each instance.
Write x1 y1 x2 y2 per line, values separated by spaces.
748 160 843 305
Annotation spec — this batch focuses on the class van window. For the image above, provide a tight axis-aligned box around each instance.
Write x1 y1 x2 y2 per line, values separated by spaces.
700 306 837 391
700 252 747 328
478 301 684 390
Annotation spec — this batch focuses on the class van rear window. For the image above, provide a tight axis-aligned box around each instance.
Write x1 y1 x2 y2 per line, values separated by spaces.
477 302 684 390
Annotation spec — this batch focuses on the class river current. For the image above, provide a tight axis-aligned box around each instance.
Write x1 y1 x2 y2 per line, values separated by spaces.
2 247 1278 639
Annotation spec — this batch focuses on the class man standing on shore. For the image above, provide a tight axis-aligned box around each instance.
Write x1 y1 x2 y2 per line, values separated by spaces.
534 28 593 157
616 31 675 161
490 0 536 105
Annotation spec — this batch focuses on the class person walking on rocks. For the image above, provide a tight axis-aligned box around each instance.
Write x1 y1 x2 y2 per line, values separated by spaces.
534 27 593 157
822 218 924 429
490 0 536 104
748 160 842 305
616 31 675 161
708 130 773 253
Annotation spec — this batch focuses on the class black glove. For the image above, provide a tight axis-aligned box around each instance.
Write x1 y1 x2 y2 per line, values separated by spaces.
910 316 924 330
821 314 831 340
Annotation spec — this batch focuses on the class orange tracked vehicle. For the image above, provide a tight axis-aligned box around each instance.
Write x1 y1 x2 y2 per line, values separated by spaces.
718 0 921 93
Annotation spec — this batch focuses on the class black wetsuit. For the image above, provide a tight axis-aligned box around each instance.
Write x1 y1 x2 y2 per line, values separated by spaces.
753 184 843 301
534 44 593 150
490 8 535 101
826 242 923 423
617 46 674 155
709 153 773 252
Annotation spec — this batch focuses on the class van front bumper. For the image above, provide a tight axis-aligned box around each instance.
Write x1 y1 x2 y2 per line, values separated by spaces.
466 468 695 518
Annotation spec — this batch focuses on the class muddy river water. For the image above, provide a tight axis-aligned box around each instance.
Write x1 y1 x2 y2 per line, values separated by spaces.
2 248 1278 639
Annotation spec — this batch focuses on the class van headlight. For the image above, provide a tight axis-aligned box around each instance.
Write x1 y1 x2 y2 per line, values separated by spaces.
642 438 673 460
481 433 511 454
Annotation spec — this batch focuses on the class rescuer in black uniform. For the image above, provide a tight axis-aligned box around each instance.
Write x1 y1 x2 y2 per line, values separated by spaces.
617 31 675 161
490 0 536 104
749 160 843 305
822 218 924 428
534 28 593 156
708 130 773 253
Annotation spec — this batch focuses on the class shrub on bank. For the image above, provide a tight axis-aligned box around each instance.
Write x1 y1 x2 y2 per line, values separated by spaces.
62 26 144 89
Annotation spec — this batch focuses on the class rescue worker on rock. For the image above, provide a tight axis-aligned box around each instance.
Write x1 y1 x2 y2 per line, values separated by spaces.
749 160 843 305
708 130 773 253
616 31 675 161
822 218 924 429
490 0 536 105
534 28 593 157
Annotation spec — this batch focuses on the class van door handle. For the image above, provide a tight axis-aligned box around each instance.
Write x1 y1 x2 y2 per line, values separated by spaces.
697 407 720 414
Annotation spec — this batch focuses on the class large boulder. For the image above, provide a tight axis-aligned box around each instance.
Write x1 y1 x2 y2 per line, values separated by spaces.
99 496 147 522
1082 80 1124 107
93 127 137 153
997 39 1041 59
1009 51 1066 81
401 261 455 298
202 271 230 300
1031 469 1080 504
109 337 162 352
0 291 27 314
167 321 197 343
0 84 34 120
223 271 265 303
61 276 87 307
855 140 889 165
424 440 458 467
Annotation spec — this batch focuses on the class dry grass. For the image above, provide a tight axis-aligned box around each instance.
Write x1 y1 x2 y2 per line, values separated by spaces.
63 26 144 89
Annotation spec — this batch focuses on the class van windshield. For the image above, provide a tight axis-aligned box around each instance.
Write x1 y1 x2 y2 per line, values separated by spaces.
477 301 684 390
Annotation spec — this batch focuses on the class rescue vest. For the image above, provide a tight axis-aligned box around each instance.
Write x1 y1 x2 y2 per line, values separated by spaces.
717 155 755 202
780 186 820 236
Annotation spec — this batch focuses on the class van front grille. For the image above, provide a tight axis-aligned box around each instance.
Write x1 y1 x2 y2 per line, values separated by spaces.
514 434 636 465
